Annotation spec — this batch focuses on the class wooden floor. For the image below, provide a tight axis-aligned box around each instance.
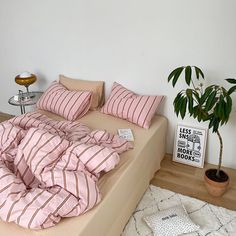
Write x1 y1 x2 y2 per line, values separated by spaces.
0 112 14 122
151 154 236 211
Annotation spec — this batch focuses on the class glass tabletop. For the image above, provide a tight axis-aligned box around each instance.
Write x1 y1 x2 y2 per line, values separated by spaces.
8 91 43 106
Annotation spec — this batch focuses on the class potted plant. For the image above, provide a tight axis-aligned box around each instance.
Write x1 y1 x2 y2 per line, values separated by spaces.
167 65 236 197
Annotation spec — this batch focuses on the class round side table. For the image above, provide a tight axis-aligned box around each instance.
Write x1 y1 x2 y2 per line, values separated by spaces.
8 91 43 114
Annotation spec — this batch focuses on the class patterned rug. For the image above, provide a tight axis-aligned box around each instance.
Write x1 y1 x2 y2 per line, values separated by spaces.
122 185 236 236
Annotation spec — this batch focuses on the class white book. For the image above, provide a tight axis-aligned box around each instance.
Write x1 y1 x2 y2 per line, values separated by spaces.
117 129 134 141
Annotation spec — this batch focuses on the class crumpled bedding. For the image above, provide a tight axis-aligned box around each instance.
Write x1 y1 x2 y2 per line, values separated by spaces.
0 112 132 229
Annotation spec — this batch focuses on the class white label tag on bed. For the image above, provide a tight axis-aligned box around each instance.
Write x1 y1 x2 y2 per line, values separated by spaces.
117 129 134 141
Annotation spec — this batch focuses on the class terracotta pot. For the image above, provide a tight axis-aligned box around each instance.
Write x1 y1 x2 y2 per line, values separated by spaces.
204 169 229 197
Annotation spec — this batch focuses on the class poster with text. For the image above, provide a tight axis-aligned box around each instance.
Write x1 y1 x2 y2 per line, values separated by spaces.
173 124 208 168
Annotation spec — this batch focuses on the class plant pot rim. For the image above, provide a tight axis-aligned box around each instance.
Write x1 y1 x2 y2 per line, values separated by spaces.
205 169 229 186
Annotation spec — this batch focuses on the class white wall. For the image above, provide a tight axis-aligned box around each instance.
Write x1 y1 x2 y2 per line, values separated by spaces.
1 0 236 168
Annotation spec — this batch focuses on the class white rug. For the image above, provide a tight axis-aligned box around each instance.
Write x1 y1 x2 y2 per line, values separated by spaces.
122 185 236 236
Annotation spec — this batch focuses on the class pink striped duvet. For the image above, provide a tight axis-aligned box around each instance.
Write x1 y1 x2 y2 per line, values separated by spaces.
0 112 132 229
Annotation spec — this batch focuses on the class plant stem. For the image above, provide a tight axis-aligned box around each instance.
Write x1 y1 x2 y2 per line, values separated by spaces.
191 80 197 90
216 130 223 178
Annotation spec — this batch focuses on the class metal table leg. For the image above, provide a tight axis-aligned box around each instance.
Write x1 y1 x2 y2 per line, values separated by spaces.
19 90 25 114
20 104 25 114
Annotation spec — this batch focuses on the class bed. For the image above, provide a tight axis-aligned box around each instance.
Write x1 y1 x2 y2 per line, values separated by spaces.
0 108 167 236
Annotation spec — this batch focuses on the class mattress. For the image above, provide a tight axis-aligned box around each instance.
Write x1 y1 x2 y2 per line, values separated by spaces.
0 110 167 236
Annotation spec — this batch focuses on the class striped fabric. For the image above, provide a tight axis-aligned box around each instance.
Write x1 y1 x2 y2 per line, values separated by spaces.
101 82 163 129
0 112 132 229
36 81 92 121
80 130 133 154
10 111 91 141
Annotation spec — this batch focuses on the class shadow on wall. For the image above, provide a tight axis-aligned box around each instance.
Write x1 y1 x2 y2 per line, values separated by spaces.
34 72 48 91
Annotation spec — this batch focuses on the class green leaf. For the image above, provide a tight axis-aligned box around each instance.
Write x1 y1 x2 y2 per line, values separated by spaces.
204 113 213 122
202 112 209 121
186 89 194 115
192 90 201 103
194 106 204 122
168 67 184 82
214 97 223 119
228 85 236 95
194 66 205 79
193 106 198 118
172 67 184 87
219 95 226 120
220 94 232 125
186 88 192 97
185 66 192 85
226 78 236 84
174 92 184 116
180 97 187 119
209 117 215 129
225 95 232 116
197 111 202 122
188 96 193 115
209 116 220 132
205 90 217 111
200 87 213 105
174 96 181 116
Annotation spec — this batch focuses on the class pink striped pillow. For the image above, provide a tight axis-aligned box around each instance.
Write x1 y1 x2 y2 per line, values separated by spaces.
101 82 163 129
37 81 92 121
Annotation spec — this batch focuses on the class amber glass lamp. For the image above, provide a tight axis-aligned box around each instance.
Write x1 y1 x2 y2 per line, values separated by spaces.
15 72 37 98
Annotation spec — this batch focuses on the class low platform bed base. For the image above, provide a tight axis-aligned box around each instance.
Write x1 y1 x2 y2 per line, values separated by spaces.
0 111 167 236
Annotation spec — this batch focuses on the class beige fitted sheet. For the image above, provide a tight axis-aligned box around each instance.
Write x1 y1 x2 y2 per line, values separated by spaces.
0 110 168 236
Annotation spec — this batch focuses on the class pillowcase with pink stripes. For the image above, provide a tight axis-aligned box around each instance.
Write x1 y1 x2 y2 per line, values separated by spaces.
37 81 92 121
100 82 163 129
